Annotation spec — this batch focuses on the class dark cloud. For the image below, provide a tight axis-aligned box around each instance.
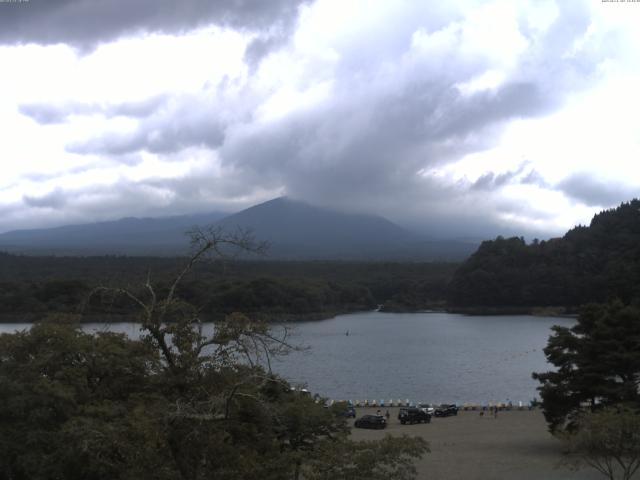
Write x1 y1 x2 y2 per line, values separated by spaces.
217 3 603 229
5 1 624 239
520 169 548 187
9 171 253 233
557 173 638 207
23 188 67 209
470 163 547 191
41 0 604 239
0 0 309 49
244 32 289 73
215 77 571 231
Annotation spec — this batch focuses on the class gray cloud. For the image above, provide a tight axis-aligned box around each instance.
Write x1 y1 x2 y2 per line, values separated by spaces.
66 95 227 155
19 96 168 125
0 0 309 49
5 1 626 239
557 173 639 207
23 188 67 209
18 103 73 124
470 163 548 191
244 32 290 73
48 0 605 238
5 168 259 233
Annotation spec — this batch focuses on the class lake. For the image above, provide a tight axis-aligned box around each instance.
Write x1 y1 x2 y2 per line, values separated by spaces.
0 311 572 405
271 311 573 405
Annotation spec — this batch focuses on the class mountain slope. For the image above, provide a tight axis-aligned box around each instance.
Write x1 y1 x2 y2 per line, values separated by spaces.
218 197 422 259
0 212 226 255
0 197 477 259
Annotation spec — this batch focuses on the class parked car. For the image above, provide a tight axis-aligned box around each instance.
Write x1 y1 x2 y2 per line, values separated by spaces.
418 403 435 416
341 405 357 418
354 414 387 429
398 407 431 424
434 404 458 417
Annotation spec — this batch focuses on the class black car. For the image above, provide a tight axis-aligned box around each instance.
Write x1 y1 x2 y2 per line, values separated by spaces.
398 407 431 424
354 415 387 429
341 405 357 418
434 404 458 417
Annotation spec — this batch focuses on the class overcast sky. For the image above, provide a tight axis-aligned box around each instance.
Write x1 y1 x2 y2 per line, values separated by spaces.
1 0 639 238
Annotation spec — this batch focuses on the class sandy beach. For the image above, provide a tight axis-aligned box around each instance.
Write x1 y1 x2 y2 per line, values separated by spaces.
349 407 602 480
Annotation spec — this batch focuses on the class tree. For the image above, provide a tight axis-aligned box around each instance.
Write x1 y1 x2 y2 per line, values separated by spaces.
0 227 428 480
0 316 166 480
303 435 429 480
562 407 640 480
533 301 640 433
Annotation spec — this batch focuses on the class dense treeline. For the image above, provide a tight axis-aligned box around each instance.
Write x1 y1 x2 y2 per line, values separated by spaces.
448 199 640 309
0 254 457 320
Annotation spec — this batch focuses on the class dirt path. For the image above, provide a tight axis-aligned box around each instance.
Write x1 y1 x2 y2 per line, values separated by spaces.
349 408 602 480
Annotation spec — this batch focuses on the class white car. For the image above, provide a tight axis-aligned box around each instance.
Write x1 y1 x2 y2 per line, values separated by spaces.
418 403 435 415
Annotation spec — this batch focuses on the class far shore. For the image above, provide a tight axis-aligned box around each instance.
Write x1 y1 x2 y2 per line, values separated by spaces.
0 305 579 325
350 407 599 480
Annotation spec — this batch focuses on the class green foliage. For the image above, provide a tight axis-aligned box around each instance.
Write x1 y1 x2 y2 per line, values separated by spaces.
0 321 162 480
0 231 429 479
199 277 376 318
562 407 640 480
0 256 457 320
303 435 429 480
0 315 357 479
449 199 640 308
533 301 640 433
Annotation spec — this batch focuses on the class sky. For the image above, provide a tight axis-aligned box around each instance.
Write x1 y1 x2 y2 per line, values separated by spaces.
1 0 639 239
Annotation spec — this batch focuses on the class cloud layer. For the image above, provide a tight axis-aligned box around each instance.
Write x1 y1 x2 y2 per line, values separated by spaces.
2 0 640 237
0 0 308 48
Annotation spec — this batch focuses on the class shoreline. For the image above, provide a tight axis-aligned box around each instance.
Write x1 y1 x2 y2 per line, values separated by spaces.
0 305 579 324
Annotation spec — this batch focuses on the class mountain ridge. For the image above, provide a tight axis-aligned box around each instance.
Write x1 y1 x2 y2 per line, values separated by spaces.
0 197 477 260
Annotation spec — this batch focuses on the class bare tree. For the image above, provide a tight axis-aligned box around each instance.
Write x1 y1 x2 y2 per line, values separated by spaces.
86 227 295 411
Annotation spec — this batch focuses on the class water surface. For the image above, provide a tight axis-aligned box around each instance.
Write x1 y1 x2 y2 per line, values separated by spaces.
270 311 572 405
1 311 572 405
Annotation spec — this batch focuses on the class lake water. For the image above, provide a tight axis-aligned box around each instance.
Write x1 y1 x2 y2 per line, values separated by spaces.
271 311 573 405
0 311 572 405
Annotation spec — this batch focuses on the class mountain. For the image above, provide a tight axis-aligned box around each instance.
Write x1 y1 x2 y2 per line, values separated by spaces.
0 212 226 255
219 197 476 260
0 197 477 260
448 199 640 308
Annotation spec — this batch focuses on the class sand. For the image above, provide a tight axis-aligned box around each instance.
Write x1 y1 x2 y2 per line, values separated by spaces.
349 407 603 480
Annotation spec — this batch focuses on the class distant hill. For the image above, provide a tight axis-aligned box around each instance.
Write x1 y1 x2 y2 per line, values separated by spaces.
0 212 226 256
0 197 477 260
448 199 640 308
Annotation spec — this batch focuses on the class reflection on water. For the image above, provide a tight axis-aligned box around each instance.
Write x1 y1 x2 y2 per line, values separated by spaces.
0 311 572 404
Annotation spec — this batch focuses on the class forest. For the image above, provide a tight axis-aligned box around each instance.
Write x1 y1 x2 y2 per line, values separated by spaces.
448 199 640 310
0 254 457 322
